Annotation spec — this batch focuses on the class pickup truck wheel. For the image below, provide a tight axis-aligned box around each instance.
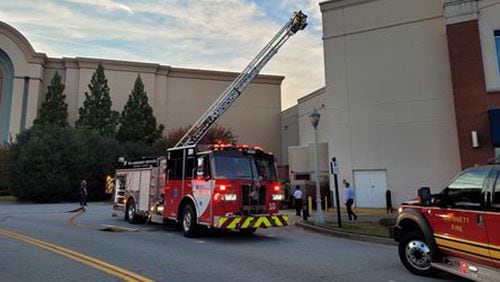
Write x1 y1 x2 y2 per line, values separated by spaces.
398 231 437 276
182 204 197 238
126 199 138 224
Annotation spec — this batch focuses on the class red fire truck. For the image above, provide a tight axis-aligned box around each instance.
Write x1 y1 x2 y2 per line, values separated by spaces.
112 11 308 237
392 165 500 281
114 144 287 236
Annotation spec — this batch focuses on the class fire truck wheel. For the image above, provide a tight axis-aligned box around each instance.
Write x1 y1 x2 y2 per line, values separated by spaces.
126 199 138 224
239 228 257 235
182 204 197 237
398 231 437 276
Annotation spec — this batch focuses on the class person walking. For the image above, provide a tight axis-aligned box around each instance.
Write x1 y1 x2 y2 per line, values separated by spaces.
343 179 357 220
79 180 88 206
293 186 303 216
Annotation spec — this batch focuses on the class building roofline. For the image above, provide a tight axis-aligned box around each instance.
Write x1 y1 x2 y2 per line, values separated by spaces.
0 21 47 64
320 0 379 12
44 57 283 85
281 104 299 114
169 67 284 85
297 87 325 104
1 20 284 85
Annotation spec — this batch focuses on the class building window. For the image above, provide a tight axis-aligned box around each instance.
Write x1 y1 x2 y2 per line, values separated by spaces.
495 30 500 75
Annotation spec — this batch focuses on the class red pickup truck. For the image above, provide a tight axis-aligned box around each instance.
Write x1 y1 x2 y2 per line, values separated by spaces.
391 165 499 281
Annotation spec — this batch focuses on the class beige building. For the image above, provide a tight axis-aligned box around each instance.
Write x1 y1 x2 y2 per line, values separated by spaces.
0 21 283 161
283 88 330 200
320 0 463 207
287 88 329 182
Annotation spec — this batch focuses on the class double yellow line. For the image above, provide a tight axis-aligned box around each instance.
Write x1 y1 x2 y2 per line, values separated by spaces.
0 228 154 282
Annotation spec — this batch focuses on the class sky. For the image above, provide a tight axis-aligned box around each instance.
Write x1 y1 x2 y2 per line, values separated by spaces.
0 0 325 110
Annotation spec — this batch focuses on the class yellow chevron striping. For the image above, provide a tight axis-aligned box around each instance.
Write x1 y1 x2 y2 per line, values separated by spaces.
253 217 269 228
218 217 228 228
436 237 490 257
226 218 242 229
271 216 283 227
241 217 254 228
282 215 288 224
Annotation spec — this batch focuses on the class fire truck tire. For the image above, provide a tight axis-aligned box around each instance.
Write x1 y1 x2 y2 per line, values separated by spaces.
181 204 197 237
398 231 437 276
125 199 139 224
239 228 257 235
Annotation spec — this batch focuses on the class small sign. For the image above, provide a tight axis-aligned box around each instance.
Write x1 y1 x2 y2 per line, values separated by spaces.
330 158 339 175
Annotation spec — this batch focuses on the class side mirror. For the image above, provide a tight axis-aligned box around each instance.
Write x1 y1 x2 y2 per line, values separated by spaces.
418 187 432 206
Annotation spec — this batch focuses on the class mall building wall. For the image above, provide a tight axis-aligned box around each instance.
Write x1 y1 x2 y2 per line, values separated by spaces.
320 0 462 206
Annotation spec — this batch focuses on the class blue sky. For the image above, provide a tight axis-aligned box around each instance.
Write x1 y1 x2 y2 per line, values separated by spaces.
0 0 324 109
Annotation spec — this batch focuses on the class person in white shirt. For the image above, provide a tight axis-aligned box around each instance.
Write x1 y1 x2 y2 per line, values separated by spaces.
292 186 303 216
343 179 357 220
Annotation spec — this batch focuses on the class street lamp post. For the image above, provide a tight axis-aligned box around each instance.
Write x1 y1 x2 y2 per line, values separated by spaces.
309 108 324 225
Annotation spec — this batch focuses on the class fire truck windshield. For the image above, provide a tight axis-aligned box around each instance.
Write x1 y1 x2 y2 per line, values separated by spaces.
212 151 277 181
254 155 277 181
213 156 254 180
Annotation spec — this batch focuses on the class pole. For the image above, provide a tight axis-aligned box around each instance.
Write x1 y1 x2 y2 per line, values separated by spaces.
332 157 342 228
314 126 324 225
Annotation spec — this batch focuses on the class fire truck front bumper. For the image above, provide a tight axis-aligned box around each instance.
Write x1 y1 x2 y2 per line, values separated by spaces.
213 215 288 229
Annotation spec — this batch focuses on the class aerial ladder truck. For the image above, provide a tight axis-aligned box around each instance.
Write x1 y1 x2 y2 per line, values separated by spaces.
113 11 308 237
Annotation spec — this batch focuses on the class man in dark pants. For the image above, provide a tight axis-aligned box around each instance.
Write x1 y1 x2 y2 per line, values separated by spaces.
293 186 303 216
79 180 88 206
343 180 357 220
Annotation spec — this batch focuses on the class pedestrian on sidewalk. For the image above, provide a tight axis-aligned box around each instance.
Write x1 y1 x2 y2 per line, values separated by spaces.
293 186 303 216
79 180 88 206
343 179 357 220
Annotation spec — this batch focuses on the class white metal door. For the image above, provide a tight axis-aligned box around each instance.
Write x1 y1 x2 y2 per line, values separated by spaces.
353 170 387 208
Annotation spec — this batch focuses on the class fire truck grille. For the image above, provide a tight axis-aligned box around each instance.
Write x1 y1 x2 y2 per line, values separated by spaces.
241 185 266 214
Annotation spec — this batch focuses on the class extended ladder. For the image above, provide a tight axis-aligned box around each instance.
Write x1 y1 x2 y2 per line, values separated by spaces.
174 11 307 148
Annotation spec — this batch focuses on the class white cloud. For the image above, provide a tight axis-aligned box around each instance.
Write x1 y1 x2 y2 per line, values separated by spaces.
65 0 134 14
0 0 324 109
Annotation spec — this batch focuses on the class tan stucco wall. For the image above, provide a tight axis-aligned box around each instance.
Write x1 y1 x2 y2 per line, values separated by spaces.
297 87 328 146
283 87 330 185
281 105 299 166
321 0 461 205
0 21 283 163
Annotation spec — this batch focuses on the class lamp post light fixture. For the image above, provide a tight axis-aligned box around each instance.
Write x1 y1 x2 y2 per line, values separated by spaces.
309 108 324 225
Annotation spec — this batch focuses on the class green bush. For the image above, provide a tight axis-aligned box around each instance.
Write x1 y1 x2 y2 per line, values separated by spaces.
6 125 139 202
7 125 85 202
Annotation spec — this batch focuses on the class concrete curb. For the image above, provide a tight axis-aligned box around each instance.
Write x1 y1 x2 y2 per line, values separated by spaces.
295 222 396 246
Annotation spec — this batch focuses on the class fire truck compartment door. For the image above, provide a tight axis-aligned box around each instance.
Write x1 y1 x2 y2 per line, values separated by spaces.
139 170 151 212
192 179 213 219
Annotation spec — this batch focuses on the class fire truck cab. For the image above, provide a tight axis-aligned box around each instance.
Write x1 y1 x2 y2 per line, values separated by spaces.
114 144 288 237
392 165 500 281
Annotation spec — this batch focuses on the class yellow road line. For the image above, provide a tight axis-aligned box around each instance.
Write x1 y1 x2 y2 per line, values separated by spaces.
0 228 155 282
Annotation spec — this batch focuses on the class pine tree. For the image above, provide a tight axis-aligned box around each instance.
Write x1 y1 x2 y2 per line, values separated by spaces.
33 72 68 127
117 75 164 144
76 63 119 136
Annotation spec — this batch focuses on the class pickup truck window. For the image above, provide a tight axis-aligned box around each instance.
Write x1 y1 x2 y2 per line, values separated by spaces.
444 167 489 209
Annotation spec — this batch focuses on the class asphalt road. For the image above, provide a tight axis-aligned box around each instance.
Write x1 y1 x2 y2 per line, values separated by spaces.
0 202 467 282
